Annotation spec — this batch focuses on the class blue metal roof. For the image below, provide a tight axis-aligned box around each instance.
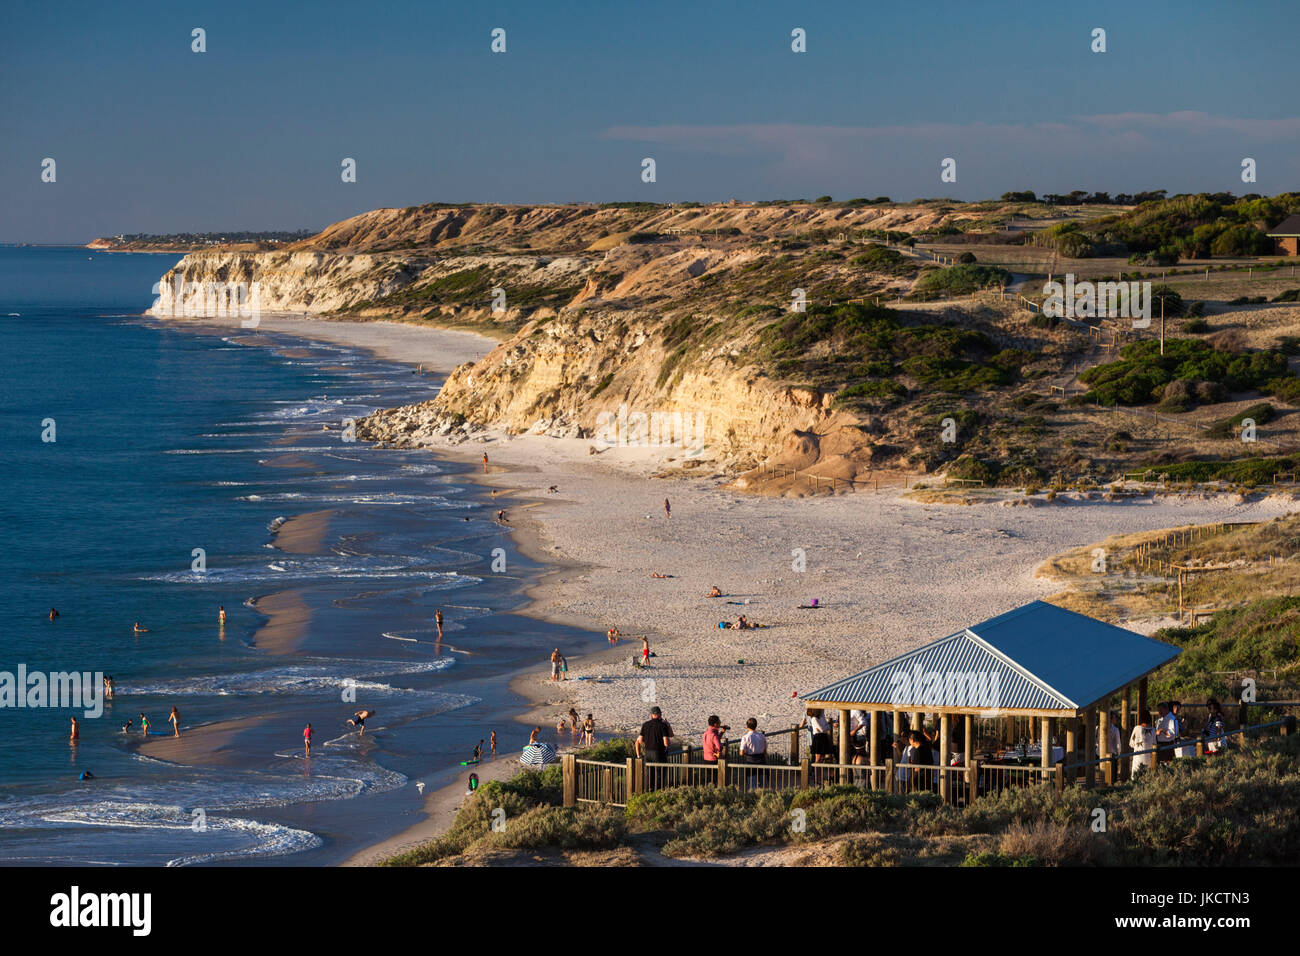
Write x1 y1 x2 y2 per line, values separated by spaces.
802 601 1181 712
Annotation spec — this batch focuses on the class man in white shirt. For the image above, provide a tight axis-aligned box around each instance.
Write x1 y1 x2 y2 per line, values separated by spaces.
1130 718 1156 775
1155 702 1178 763
739 717 768 789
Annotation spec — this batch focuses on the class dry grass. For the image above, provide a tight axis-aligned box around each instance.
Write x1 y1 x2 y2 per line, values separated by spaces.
1037 514 1300 624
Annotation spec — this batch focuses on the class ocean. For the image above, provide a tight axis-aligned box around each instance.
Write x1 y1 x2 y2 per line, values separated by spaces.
0 246 585 865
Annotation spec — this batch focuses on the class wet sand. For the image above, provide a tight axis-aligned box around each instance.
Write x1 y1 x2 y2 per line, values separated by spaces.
134 715 279 768
248 589 313 655
271 509 335 554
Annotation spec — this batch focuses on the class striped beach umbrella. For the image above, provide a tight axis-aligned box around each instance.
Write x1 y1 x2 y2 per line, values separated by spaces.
519 742 558 766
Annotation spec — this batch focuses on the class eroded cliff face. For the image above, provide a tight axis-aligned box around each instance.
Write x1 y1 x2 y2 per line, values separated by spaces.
147 250 411 317
355 308 880 478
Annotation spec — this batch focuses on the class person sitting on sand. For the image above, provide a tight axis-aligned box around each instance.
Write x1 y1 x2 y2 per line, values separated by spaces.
548 485 558 493
708 586 722 598
650 571 673 578
607 627 620 646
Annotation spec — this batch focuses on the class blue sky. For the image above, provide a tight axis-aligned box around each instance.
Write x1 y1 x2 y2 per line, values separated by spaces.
2 0 1297 242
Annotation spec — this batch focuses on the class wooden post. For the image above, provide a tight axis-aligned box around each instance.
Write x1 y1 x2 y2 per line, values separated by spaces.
967 759 979 805
1040 717 1051 773
963 714 973 770
939 713 951 801
1084 708 1097 786
800 758 810 791
1064 722 1076 784
1119 686 1132 782
1054 764 1064 793
790 727 799 765
717 758 727 789
885 758 896 794
562 754 576 807
1099 708 1113 784
869 709 882 791
602 767 612 804
838 708 850 782
633 758 644 796
626 757 635 800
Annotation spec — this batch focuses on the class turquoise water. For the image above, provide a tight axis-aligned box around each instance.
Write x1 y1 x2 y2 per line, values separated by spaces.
0 247 582 865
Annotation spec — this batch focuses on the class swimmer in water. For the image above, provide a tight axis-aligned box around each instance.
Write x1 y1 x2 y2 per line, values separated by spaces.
133 622 148 634
218 605 226 626
70 716 79 743
122 719 133 734
49 608 59 621
103 675 114 700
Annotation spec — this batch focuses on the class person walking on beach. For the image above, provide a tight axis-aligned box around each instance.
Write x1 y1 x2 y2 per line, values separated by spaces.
664 498 671 519
490 730 497 755
549 648 563 682
640 636 650 667
303 722 313 757
168 706 181 737
560 653 569 681
607 626 620 646
482 452 489 472
435 608 444 641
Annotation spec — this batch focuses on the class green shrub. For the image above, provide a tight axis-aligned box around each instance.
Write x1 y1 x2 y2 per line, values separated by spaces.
913 263 1012 295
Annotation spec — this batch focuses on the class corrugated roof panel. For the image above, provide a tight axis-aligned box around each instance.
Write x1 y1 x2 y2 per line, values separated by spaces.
802 601 1180 711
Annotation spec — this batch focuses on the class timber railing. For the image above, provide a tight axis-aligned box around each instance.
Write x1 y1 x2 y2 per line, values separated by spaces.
563 715 1297 809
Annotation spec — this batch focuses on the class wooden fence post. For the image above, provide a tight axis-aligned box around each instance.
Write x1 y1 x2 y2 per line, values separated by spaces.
1054 764 1064 793
800 758 810 791
562 754 576 807
968 759 979 803
626 757 635 800
634 757 644 795
885 758 896 794
790 728 800 765
717 758 727 788
601 767 612 804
